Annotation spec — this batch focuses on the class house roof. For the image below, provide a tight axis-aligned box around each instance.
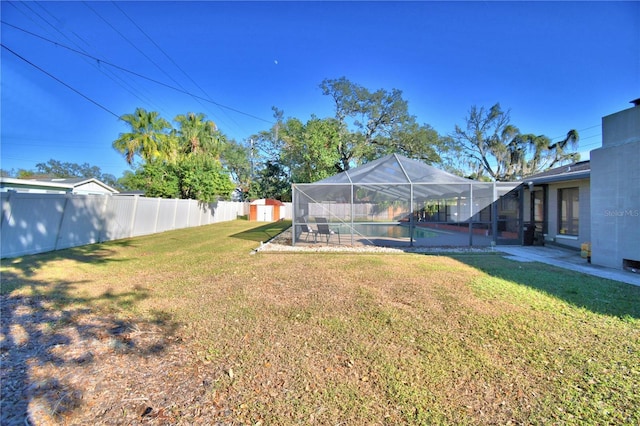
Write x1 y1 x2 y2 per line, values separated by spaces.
1 177 119 194
30 177 98 185
1 177 74 191
27 177 119 193
524 160 590 185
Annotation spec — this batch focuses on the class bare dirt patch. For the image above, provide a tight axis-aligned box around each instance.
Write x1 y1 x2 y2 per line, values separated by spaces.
1 295 230 425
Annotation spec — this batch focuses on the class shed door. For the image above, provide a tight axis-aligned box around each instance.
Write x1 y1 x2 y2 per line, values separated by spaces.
257 205 273 222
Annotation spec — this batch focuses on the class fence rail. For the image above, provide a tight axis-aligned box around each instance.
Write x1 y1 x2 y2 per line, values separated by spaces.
1 193 251 259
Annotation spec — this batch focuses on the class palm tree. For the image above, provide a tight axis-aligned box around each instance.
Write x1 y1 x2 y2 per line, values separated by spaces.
174 112 222 159
546 129 580 169
113 108 172 166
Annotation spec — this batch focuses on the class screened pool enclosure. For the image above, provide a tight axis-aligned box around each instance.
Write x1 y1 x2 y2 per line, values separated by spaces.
292 154 521 247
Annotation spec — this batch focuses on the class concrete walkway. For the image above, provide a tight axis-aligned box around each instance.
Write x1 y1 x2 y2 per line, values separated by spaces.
497 246 640 287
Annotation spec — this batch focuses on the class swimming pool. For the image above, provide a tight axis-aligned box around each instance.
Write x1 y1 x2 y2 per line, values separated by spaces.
335 223 439 239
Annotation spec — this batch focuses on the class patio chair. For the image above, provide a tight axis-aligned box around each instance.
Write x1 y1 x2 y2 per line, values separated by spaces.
296 217 317 242
316 217 340 244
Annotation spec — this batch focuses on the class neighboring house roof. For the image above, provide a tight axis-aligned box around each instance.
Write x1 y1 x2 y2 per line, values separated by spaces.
0 177 119 194
32 177 91 185
524 160 590 185
1 177 74 193
30 177 119 194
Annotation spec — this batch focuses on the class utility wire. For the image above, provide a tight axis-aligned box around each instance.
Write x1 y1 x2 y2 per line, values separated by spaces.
1 44 121 120
32 1 91 50
2 20 274 125
550 124 601 142
81 2 190 103
2 139 123 149
11 1 168 116
85 1 239 131
6 1 55 41
110 1 244 133
77 1 182 116
83 1 180 87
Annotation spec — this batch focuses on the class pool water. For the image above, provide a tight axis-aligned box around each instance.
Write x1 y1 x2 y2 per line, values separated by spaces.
335 223 439 239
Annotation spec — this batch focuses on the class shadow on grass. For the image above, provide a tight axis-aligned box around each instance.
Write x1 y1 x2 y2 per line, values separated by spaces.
446 253 640 320
0 247 178 424
230 220 291 243
1 241 133 285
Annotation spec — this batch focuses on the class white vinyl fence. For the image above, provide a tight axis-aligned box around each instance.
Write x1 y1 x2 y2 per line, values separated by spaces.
1 193 251 259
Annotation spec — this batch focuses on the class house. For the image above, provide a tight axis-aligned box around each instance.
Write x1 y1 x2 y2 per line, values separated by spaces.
0 177 119 195
590 100 640 271
521 99 640 272
521 160 591 249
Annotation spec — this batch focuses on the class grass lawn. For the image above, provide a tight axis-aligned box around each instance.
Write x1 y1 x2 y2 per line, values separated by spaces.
2 220 639 425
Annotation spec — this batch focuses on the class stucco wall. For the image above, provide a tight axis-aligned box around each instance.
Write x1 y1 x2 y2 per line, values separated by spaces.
602 105 640 148
590 105 640 269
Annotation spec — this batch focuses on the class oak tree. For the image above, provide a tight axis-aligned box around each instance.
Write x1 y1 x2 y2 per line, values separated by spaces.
451 103 579 181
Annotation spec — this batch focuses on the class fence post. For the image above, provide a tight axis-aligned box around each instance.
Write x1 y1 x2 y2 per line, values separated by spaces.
154 197 161 234
129 195 139 237
171 198 178 230
468 183 473 246
1 190 13 229
54 195 70 251
98 194 110 242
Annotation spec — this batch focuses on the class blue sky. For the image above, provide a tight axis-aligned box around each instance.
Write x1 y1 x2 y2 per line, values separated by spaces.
2 1 639 178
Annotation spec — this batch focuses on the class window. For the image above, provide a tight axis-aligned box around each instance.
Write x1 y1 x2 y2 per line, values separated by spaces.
533 190 544 223
558 187 579 236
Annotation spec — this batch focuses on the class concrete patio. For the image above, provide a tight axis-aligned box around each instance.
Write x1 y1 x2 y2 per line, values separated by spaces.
497 245 640 287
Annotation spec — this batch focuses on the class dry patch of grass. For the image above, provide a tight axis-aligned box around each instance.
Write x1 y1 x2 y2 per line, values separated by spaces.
1 220 639 425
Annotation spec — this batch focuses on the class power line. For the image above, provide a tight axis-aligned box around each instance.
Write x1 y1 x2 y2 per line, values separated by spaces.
85 1 251 133
82 0 198 107
2 139 119 149
2 20 274 125
550 124 601 141
5 1 55 40
580 133 602 141
66 1 175 116
10 2 170 116
1 44 121 120
1 155 125 167
110 1 244 133
32 1 91 50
